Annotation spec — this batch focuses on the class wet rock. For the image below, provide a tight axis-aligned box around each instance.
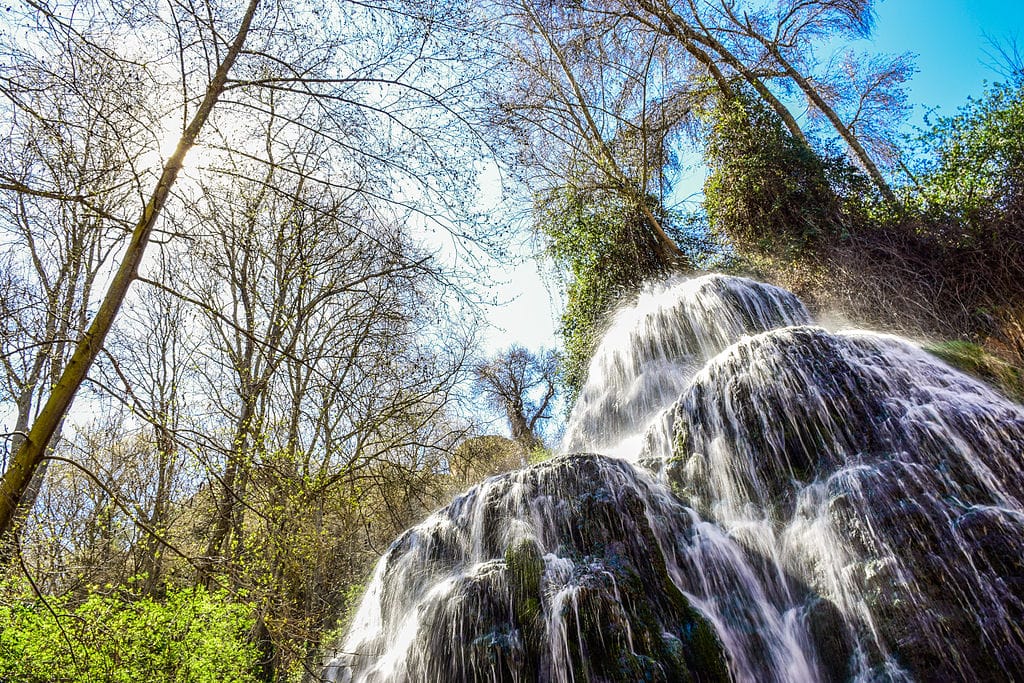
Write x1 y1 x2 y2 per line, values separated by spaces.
327 454 729 682
669 325 1024 680
803 597 852 683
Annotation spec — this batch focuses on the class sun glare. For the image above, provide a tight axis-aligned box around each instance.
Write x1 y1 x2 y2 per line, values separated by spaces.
153 123 209 182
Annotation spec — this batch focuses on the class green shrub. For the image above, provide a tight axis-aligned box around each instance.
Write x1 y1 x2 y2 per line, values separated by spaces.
910 75 1024 228
701 90 872 260
0 584 260 682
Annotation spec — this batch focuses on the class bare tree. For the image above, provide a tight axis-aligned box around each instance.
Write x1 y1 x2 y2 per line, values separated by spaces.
129 121 476 673
474 346 558 453
0 31 148 552
0 0 493 541
99 252 198 594
0 0 263 538
177 142 433 580
495 0 693 268
616 0 910 202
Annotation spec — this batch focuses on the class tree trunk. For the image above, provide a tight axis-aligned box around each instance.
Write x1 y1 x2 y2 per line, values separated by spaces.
507 403 542 454
141 421 176 594
203 399 257 580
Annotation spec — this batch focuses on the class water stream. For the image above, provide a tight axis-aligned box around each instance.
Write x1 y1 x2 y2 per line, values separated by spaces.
325 274 1024 682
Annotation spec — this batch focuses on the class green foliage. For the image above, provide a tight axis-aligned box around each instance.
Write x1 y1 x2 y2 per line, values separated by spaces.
924 340 1024 403
538 187 676 399
0 583 260 682
449 435 527 485
874 75 1024 354
702 92 872 260
910 76 1024 227
504 538 544 627
527 446 554 465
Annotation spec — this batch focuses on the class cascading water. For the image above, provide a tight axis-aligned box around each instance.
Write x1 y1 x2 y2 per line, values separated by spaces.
562 275 811 459
661 326 1024 681
325 274 1024 682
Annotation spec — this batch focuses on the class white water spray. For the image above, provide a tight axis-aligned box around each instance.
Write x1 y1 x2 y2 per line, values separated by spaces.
562 275 810 459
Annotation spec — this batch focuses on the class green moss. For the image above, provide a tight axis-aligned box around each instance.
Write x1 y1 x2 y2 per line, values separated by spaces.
504 539 544 602
684 609 732 682
924 340 1024 402
527 446 554 465
666 416 695 499
503 536 545 674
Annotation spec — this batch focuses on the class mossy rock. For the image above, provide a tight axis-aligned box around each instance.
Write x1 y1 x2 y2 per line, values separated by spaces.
335 454 732 682
553 557 730 683
504 538 544 601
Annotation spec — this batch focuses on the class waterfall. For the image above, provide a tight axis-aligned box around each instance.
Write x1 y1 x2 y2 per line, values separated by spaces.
562 275 811 459
325 274 1024 682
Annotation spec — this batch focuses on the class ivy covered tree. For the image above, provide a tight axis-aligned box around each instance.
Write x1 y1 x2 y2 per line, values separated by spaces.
702 89 872 264
537 187 687 398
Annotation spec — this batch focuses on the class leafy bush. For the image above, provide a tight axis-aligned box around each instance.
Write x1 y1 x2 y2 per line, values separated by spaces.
0 583 260 682
910 75 1024 228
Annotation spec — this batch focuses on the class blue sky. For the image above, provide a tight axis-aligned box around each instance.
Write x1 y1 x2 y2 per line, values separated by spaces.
873 0 1023 124
483 0 1024 356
